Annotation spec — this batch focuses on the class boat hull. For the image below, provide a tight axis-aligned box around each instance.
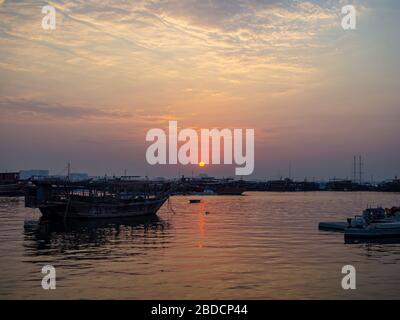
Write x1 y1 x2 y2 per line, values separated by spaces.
39 197 168 220
213 186 246 195
345 223 400 239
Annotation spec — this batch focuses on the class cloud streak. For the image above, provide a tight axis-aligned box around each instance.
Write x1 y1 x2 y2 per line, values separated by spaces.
0 97 129 119
0 97 181 126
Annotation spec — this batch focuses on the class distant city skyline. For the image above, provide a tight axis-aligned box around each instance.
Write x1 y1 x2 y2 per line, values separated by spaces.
1 156 398 183
1 1 399 180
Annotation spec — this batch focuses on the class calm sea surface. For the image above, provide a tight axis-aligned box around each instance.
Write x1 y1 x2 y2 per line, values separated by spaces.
1 192 400 299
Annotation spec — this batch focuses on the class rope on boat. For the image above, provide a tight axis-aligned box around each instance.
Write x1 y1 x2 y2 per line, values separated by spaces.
64 198 71 221
63 182 70 222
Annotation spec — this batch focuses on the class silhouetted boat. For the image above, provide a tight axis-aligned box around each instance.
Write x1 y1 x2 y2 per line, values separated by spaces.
25 178 171 220
345 221 400 239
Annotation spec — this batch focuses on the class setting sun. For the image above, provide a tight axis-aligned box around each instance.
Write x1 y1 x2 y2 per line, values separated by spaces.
199 162 206 168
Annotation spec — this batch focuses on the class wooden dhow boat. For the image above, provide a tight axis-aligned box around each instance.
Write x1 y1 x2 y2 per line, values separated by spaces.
25 178 172 220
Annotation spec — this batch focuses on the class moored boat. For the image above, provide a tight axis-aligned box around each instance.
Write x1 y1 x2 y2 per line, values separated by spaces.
319 206 400 234
334 207 400 239
25 178 171 220
345 221 400 239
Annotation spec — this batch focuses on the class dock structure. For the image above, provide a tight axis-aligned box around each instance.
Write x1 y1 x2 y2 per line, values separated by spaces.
0 172 24 197
0 183 25 197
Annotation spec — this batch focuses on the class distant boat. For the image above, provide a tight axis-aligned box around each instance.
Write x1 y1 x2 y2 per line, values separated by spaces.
213 184 246 195
189 199 201 203
25 179 171 220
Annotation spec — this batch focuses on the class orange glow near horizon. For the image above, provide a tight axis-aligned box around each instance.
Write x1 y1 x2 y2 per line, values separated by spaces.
199 162 206 168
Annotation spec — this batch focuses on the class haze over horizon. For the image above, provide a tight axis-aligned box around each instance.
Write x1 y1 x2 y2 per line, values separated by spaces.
1 0 399 180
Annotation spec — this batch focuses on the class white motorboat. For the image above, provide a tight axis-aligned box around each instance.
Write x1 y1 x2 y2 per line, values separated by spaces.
345 207 400 239
319 206 400 234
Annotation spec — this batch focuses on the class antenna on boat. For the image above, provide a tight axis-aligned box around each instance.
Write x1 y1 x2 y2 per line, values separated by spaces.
67 162 71 181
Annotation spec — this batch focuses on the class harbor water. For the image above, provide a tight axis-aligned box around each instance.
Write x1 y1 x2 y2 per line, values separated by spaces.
0 192 400 299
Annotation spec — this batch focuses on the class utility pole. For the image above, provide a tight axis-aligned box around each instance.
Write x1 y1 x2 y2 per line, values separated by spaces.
67 162 71 180
353 156 357 183
358 155 362 185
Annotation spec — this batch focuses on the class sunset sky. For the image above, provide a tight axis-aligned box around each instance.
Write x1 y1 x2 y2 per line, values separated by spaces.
0 0 399 180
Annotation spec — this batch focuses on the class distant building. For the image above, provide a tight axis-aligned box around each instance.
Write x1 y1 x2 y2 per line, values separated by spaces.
326 179 373 191
326 179 356 191
19 170 49 180
0 172 19 184
378 178 400 192
197 173 212 179
252 178 320 192
69 173 89 182
152 177 166 182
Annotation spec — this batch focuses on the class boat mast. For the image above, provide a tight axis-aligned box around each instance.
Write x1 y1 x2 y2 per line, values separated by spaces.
67 162 71 181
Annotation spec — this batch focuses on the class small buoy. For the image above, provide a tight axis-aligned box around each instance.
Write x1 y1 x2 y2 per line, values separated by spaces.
205 211 210 215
